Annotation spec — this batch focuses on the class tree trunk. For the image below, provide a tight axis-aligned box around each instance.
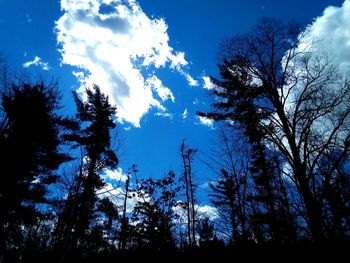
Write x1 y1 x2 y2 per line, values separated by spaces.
188 154 196 246
298 173 324 242
274 98 324 242
119 173 130 251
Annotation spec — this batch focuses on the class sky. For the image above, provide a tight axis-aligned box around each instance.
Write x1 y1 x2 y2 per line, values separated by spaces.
0 0 349 213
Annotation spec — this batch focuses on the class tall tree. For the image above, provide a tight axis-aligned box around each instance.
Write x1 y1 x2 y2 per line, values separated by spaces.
199 17 350 241
180 140 198 247
0 81 69 262
207 127 250 243
118 170 130 252
54 85 118 262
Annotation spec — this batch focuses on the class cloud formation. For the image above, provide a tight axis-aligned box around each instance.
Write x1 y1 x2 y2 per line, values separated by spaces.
97 183 139 213
198 115 214 128
183 71 199 87
56 0 196 127
202 75 214 90
197 205 219 220
276 0 350 174
302 0 350 73
23 56 49 70
283 0 350 115
173 202 219 223
103 167 128 183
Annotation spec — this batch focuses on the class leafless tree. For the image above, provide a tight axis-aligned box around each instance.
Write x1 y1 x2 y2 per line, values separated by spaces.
180 139 198 247
201 18 350 241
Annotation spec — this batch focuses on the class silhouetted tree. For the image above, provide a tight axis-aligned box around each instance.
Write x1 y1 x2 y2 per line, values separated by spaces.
206 127 290 243
54 85 118 262
199 17 350 241
0 81 69 262
118 169 131 252
197 217 215 248
180 140 198 247
131 171 179 252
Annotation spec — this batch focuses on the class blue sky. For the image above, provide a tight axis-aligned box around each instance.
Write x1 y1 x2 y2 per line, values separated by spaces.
0 0 347 208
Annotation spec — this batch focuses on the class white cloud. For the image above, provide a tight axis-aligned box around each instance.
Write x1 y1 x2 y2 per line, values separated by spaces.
96 183 139 213
56 0 194 127
97 183 124 199
273 1 350 168
284 1 350 120
23 56 49 70
183 71 199 86
145 75 174 102
196 205 219 221
155 111 173 119
198 115 214 128
202 75 214 90
102 167 128 182
96 180 152 214
173 202 219 223
182 108 188 119
301 0 350 73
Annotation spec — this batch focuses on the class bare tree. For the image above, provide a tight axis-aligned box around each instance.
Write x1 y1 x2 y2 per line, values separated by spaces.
180 139 198 247
199 18 350 241
118 171 130 251
205 127 251 243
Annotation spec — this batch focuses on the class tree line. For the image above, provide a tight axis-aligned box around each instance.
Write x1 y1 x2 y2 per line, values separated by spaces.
0 17 349 262
0 79 214 262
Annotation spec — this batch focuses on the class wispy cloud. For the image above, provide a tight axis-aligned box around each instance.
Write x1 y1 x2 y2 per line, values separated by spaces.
145 75 174 102
182 71 199 86
182 108 188 119
56 0 196 127
155 111 173 119
23 56 49 70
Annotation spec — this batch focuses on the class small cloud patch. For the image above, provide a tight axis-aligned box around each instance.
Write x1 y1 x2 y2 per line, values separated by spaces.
23 56 49 71
202 75 214 90
198 115 214 129
182 108 188 119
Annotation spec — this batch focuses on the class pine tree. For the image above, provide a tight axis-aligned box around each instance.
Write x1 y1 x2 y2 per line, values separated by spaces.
197 217 215 248
54 85 118 262
0 81 69 262
200 57 282 242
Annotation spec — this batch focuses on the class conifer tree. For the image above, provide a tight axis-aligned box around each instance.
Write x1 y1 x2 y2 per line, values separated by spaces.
54 85 118 262
0 81 69 262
